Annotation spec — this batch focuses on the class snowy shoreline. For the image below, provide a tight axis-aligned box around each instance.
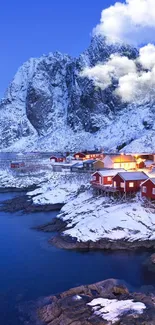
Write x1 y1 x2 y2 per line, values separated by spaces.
1 169 155 251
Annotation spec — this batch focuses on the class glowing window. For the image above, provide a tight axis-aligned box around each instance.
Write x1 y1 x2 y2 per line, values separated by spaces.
129 182 134 188
107 177 112 181
120 182 125 188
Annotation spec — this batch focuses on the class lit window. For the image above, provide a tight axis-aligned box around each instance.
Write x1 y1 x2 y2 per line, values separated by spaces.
142 186 147 193
107 177 112 181
120 182 125 188
113 181 117 187
129 182 134 188
152 188 155 195
76 155 79 158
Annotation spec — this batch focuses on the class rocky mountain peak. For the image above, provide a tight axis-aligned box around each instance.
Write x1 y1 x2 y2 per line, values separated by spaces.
0 36 154 153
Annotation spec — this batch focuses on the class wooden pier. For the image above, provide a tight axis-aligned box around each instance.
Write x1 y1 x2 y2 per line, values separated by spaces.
91 182 120 197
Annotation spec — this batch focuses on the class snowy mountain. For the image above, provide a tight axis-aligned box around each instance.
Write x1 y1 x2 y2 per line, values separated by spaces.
1 35 155 153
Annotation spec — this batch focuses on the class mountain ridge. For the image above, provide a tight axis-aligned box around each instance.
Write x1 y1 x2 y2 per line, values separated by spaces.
0 35 155 153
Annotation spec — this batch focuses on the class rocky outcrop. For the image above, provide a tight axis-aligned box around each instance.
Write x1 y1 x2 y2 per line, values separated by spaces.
144 253 155 273
38 279 155 325
50 234 155 251
0 195 64 213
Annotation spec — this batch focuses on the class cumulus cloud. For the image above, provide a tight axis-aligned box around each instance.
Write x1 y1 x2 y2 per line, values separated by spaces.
94 0 155 45
138 44 155 69
81 0 155 103
116 70 155 102
81 54 136 90
81 43 155 103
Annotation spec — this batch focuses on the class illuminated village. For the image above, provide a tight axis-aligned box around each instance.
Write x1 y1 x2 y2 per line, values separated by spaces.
10 151 155 201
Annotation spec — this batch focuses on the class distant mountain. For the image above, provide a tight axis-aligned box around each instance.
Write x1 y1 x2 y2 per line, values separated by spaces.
0 35 155 153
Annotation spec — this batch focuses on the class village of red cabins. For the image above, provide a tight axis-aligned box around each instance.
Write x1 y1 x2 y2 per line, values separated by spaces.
48 151 155 200
10 151 155 201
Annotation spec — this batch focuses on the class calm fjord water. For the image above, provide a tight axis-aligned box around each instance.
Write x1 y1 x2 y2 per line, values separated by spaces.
0 192 154 325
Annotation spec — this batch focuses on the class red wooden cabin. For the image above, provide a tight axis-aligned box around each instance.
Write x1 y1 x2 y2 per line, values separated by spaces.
141 178 155 200
50 155 66 163
74 151 104 160
112 172 148 193
11 162 25 169
74 152 87 160
91 170 124 186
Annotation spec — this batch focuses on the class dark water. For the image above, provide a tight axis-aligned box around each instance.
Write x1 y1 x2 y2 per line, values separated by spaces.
0 192 155 325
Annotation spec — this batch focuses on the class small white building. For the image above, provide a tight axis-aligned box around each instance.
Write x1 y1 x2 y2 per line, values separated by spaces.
103 155 136 170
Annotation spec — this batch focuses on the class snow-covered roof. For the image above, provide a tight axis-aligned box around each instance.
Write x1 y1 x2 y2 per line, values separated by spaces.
50 153 65 158
93 169 126 177
84 150 102 154
116 172 148 181
150 178 155 184
71 162 83 169
141 177 155 186
11 161 24 164
83 159 96 164
74 151 103 156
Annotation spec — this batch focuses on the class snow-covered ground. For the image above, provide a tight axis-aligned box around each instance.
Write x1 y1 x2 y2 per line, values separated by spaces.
1 162 155 246
28 172 91 205
0 168 54 189
57 190 155 243
88 298 146 323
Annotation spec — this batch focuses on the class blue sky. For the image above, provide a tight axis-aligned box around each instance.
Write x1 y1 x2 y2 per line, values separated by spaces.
0 0 119 96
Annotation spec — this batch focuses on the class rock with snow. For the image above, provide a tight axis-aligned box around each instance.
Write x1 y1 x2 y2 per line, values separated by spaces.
1 35 154 153
88 298 146 323
28 172 91 205
49 191 155 250
38 279 155 325
0 168 52 190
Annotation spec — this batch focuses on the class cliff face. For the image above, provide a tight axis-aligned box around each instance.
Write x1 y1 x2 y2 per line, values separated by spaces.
1 35 155 152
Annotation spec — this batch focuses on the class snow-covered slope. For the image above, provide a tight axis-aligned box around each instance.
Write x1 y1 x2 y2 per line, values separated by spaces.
58 191 155 243
1 35 155 152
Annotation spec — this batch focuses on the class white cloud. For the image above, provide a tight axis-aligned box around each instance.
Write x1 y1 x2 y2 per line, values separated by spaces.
94 0 155 45
81 54 136 90
81 1 155 104
81 44 155 103
116 44 155 102
138 44 155 69
116 68 155 102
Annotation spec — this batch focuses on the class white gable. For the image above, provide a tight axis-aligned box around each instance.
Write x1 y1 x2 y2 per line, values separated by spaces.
103 156 113 168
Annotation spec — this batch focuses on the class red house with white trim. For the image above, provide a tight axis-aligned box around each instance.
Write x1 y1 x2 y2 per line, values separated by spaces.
91 169 125 186
112 172 148 193
141 178 155 200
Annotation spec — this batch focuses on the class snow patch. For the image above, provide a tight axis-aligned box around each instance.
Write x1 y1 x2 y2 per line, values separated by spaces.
88 298 146 323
